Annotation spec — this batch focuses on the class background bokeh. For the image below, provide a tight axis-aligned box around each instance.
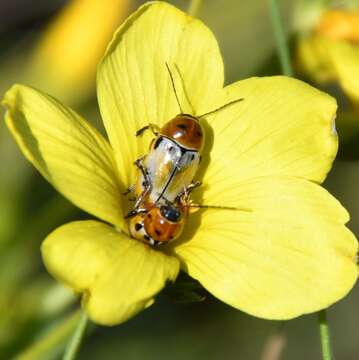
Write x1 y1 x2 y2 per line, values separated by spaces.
1 0 359 359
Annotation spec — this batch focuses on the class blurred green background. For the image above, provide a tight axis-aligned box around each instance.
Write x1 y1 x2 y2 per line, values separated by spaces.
1 0 359 359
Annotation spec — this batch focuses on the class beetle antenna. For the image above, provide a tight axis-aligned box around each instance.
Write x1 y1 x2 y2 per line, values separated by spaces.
183 204 252 212
165 62 183 114
198 98 244 119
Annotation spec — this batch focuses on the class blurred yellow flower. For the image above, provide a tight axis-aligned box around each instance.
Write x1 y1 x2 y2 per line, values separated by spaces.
2 2 358 326
26 0 131 105
316 10 359 42
297 9 359 104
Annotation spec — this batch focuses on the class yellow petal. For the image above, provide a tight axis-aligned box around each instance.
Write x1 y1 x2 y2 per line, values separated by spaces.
327 40 359 104
27 0 131 104
3 84 124 227
97 1 224 186
42 220 179 326
199 76 337 206
175 177 358 320
296 35 337 84
297 34 359 105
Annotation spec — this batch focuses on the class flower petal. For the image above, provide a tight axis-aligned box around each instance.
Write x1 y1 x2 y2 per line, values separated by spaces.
97 1 224 185
26 0 131 105
175 177 358 320
3 84 123 227
199 76 337 206
327 40 359 104
42 220 179 326
296 35 337 84
297 35 359 105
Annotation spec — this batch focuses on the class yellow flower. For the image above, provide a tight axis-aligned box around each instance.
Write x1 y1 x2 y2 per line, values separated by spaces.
297 9 359 104
26 0 131 105
2 2 358 326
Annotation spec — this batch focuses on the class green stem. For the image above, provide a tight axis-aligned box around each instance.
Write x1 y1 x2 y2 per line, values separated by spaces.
15 311 81 360
318 310 333 360
63 310 88 360
268 0 293 76
188 0 202 17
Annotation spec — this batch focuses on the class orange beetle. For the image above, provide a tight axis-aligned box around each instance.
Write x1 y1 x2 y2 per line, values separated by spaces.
132 113 204 210
160 113 204 151
129 201 188 246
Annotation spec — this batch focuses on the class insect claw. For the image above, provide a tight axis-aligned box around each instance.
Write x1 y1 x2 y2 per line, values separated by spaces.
136 124 159 137
134 157 143 166
122 189 131 196
136 126 149 137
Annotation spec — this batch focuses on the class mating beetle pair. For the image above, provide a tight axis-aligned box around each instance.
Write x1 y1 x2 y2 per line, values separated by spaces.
127 112 204 245
126 64 243 246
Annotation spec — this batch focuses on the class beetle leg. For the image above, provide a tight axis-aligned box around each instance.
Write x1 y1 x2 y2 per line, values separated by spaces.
176 181 202 202
136 123 160 137
134 157 151 188
122 183 135 196
186 181 202 194
133 157 152 209
124 207 147 219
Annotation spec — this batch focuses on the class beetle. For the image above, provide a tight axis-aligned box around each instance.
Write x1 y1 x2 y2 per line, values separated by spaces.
127 63 243 214
132 113 204 208
128 187 245 246
129 196 189 246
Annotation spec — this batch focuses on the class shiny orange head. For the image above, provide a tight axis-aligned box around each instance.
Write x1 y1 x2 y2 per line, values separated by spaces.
160 114 204 151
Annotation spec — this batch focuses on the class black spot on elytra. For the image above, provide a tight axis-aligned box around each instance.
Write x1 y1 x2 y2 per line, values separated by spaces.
196 131 202 137
135 223 142 231
154 137 163 149
155 229 162 236
177 124 187 130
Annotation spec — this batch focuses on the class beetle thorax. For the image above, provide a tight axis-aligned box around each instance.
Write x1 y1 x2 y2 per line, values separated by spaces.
160 114 204 151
